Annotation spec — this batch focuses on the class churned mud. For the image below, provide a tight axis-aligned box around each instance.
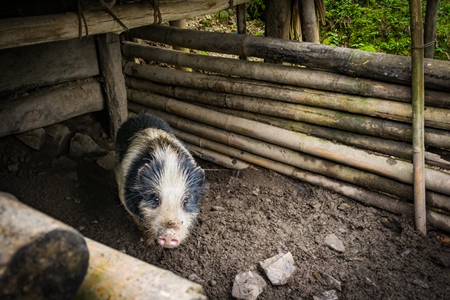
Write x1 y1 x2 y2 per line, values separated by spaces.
1 113 449 299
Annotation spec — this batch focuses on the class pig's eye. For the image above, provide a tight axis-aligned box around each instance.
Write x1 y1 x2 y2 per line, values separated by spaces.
146 194 160 208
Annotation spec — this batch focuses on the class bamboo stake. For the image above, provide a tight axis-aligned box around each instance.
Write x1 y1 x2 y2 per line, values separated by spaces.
127 106 450 233
129 101 450 213
123 65 450 149
126 90 450 196
128 24 450 91
410 0 427 234
122 41 450 107
236 3 247 60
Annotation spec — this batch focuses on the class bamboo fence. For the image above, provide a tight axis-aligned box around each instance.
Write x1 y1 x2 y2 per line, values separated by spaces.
123 27 450 232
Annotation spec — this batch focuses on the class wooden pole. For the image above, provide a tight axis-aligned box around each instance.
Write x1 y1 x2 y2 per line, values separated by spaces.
126 89 450 196
129 101 450 213
0 0 248 50
97 33 128 138
168 19 192 72
128 24 450 91
236 3 247 60
299 0 320 43
410 0 427 235
123 63 450 149
122 41 450 108
74 238 206 300
0 81 105 138
424 0 439 59
0 192 89 300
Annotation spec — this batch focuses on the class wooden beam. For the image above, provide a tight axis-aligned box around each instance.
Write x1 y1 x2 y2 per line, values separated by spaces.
0 81 105 138
0 37 99 94
97 33 127 138
0 0 248 50
0 192 89 300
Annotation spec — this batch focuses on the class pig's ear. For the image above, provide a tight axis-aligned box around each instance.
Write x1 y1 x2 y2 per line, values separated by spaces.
195 167 209 193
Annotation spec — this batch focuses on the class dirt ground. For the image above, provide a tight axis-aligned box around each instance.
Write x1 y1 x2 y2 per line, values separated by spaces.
1 112 450 300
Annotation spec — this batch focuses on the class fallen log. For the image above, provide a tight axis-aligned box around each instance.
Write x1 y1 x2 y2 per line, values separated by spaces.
0 192 89 300
0 0 248 50
123 67 450 149
129 24 450 91
121 42 450 107
74 238 206 300
126 91 450 196
129 102 450 212
0 81 105 138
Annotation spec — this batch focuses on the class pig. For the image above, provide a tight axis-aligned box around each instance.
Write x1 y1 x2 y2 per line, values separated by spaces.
115 113 206 248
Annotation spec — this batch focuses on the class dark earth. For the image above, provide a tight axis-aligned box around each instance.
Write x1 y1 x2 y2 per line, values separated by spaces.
1 112 450 299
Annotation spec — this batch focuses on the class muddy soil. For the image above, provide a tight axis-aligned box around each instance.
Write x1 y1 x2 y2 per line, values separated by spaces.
1 112 450 300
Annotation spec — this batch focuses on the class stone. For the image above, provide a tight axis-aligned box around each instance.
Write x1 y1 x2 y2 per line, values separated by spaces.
324 234 345 253
259 252 297 285
232 271 267 300
45 124 72 157
69 133 108 157
435 252 450 267
15 128 46 150
313 290 339 300
96 151 115 171
314 272 342 291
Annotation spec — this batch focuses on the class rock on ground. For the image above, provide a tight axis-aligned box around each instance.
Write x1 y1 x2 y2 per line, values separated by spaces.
232 271 267 300
259 252 296 285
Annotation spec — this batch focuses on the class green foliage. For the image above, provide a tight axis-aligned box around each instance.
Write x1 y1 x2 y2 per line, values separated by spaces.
247 0 265 21
320 0 450 60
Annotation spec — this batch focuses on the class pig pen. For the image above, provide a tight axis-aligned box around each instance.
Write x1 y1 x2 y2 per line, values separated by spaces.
2 2 450 298
0 112 450 299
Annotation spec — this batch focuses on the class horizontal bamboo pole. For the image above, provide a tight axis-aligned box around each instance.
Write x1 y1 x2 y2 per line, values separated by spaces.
0 0 248 50
199 105 450 170
129 24 450 91
129 102 450 212
124 72 450 130
127 105 450 233
0 81 105 138
122 42 450 108
126 90 450 196
184 142 252 170
123 66 450 149
74 238 206 300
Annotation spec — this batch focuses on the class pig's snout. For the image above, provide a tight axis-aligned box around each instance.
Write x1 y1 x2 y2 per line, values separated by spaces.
157 229 180 248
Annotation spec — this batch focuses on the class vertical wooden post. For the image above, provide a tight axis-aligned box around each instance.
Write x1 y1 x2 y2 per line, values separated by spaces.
97 33 128 139
424 0 439 59
409 0 427 235
299 0 320 43
169 20 192 71
236 3 247 60
265 0 291 40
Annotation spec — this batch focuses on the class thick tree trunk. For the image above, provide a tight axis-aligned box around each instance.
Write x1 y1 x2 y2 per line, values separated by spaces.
0 192 89 300
129 24 450 91
265 0 291 40
299 0 320 43
424 0 439 59
0 81 105 138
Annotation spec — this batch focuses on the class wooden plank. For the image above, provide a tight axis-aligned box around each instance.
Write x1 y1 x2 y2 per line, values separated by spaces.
0 0 248 50
0 37 99 95
0 81 105 138
97 33 127 138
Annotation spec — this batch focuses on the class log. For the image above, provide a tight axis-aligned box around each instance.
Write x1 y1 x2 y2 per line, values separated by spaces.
129 102 450 213
0 81 105 138
122 42 450 108
97 33 128 138
74 238 206 300
123 65 450 149
410 0 427 234
199 105 450 170
0 37 99 95
0 192 89 300
126 90 450 196
128 24 450 91
299 0 320 43
424 0 439 59
0 0 248 50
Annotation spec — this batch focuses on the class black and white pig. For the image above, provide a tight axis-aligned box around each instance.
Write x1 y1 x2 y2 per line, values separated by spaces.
115 113 206 248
